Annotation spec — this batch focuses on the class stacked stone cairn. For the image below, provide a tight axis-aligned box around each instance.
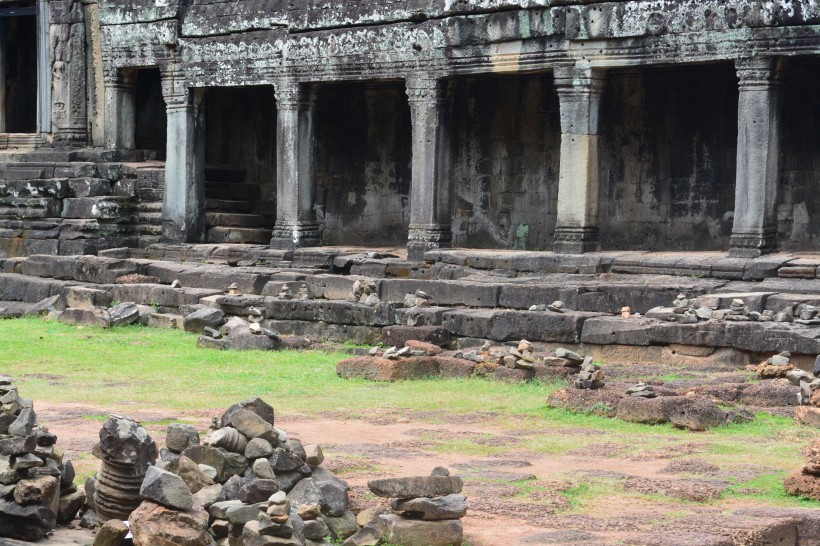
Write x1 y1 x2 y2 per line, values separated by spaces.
573 354 606 390
97 397 353 546
528 299 565 313
652 294 796 324
0 377 82 541
626 382 657 398
785 438 820 500
353 280 380 307
351 467 467 546
750 351 820 407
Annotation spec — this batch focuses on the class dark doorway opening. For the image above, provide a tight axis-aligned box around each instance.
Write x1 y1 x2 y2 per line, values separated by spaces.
134 68 166 154
3 13 37 133
203 86 277 244
449 72 560 250
599 63 738 251
314 80 412 247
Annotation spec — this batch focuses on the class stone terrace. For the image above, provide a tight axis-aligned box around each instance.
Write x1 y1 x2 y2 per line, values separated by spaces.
4 246 820 367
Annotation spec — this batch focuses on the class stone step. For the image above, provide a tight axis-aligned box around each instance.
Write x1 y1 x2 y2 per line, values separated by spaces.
205 198 254 213
204 183 261 201
204 165 246 184
206 226 271 245
205 212 265 228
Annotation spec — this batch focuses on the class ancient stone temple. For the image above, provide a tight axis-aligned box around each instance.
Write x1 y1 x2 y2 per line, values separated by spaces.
0 1 818 259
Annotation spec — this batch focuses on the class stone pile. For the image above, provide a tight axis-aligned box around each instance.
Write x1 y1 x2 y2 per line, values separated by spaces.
785 438 820 500
626 382 657 398
650 295 793 324
404 289 432 308
353 280 380 306
574 361 606 390
354 467 466 546
119 397 354 546
0 378 82 541
197 314 283 352
749 352 820 407
340 339 590 383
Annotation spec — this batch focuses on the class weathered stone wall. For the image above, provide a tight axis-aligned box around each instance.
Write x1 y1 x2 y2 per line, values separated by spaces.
450 73 560 250
315 82 412 247
599 64 738 251
778 57 820 251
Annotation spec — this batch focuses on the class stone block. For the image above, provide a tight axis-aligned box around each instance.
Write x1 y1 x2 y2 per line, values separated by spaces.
378 514 463 546
379 279 499 307
381 325 451 347
336 357 439 382
61 286 112 310
59 307 111 328
68 178 112 198
20 255 77 279
497 284 578 310
267 300 399 327
442 309 601 343
580 316 654 345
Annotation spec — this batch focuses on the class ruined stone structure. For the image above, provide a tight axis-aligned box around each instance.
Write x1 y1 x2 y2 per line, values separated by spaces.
0 1 819 259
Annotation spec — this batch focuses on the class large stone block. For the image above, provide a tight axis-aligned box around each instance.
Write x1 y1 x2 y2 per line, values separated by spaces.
267 300 399 327
442 309 601 343
378 514 463 546
336 357 440 382
379 279 499 307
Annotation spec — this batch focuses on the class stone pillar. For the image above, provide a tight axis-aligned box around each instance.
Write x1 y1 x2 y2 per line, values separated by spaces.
270 80 320 250
36 0 51 134
405 76 452 262
103 70 135 149
729 57 784 258
49 0 87 144
160 66 205 243
0 19 6 133
553 66 606 254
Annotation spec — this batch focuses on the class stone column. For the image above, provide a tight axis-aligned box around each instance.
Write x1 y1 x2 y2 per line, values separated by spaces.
729 57 784 258
0 20 6 133
36 0 51 134
160 66 205 243
270 80 320 250
405 76 452 261
553 66 606 254
103 69 135 149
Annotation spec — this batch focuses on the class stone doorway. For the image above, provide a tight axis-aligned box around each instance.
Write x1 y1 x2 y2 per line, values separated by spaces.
449 72 561 251
134 68 166 156
0 7 38 134
598 62 738 251
202 85 277 244
314 80 412 247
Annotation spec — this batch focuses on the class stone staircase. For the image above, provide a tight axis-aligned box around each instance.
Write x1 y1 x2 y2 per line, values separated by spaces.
0 149 157 258
204 166 272 245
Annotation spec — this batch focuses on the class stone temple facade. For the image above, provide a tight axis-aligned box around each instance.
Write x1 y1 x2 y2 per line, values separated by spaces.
0 0 819 260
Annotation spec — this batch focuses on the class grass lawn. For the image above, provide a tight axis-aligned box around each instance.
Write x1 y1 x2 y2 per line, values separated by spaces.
2 317 818 512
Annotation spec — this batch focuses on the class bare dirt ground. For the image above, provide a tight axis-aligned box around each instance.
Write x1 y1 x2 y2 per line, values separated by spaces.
31 401 816 546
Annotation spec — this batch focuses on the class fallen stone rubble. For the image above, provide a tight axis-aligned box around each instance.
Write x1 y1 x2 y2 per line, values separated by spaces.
785 438 820 501
7 397 469 546
0 378 82 541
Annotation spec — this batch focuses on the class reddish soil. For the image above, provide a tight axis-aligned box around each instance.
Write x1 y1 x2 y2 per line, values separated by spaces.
32 401 812 546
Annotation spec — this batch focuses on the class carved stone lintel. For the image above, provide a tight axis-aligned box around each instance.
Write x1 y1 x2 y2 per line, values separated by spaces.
728 229 777 258
270 221 321 250
407 224 452 261
553 227 600 254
